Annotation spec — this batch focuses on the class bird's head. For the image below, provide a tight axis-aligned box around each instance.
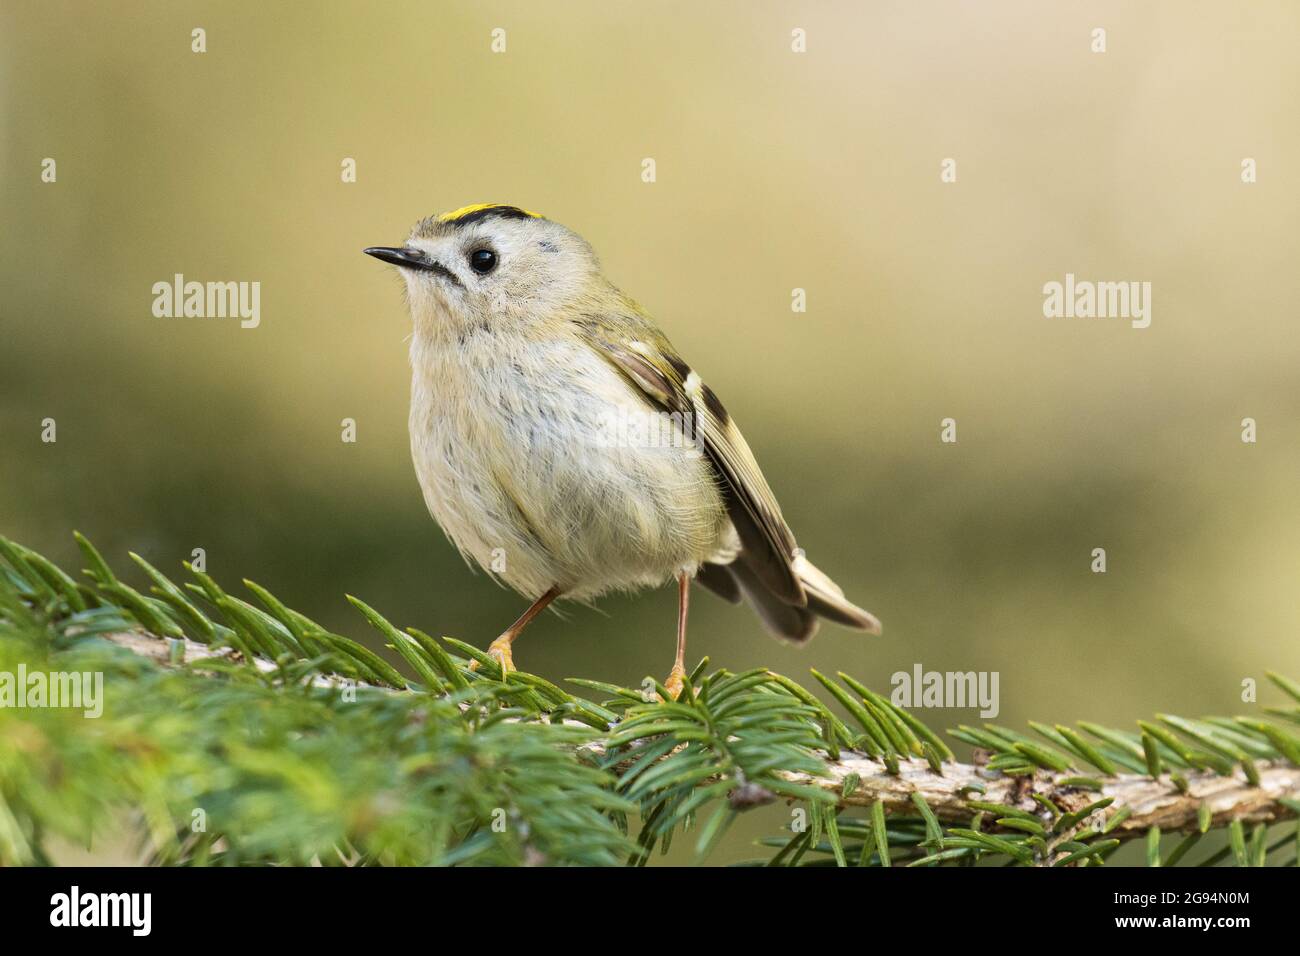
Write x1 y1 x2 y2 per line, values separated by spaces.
364 204 602 336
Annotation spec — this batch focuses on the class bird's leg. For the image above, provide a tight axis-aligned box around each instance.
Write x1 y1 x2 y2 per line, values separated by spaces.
473 585 561 674
664 571 691 699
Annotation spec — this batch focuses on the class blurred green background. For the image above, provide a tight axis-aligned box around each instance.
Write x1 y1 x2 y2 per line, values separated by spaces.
3 1 1299 863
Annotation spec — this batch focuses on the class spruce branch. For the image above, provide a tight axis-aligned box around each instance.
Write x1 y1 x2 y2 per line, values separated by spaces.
780 753 1300 835
59 629 1300 843
2 533 1298 867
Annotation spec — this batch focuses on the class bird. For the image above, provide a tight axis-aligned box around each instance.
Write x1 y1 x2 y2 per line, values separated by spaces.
364 203 880 697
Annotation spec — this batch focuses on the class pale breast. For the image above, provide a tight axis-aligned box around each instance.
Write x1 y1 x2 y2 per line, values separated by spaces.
408 328 729 600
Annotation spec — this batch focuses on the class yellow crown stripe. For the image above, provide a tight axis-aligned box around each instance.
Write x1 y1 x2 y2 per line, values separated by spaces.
437 203 543 223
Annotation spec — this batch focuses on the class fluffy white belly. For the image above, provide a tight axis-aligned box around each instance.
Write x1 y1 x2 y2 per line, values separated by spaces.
409 330 732 600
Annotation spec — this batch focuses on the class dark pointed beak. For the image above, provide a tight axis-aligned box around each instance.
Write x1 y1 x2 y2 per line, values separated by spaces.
364 245 464 287
364 246 426 269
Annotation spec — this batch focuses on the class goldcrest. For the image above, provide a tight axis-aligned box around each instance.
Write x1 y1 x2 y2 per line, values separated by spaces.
365 204 880 696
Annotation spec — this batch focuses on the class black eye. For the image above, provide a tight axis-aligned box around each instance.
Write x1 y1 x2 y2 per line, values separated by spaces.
469 249 497 274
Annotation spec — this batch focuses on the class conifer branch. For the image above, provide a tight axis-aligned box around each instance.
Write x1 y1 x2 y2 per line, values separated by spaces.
781 754 1300 835
2 533 1298 867
92 627 1300 852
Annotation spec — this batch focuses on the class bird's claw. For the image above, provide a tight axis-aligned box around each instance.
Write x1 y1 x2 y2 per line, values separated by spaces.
662 662 688 701
469 635 516 675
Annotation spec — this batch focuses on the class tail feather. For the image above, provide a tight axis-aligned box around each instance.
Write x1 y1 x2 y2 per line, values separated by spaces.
792 552 882 634
726 559 818 643
699 551 880 644
694 561 742 605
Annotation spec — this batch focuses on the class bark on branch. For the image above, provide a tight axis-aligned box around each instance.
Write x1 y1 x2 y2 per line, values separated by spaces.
780 751 1300 836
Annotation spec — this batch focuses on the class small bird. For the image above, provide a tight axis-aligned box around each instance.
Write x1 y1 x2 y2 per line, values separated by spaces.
365 204 880 697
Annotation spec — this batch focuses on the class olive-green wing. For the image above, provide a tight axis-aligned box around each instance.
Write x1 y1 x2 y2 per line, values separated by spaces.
597 338 806 607
594 328 882 641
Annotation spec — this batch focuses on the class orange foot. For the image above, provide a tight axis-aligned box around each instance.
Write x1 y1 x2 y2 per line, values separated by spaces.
469 634 515 674
663 662 688 700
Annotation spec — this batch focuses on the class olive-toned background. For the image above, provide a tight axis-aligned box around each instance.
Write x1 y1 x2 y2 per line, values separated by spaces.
3 1 1298 864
